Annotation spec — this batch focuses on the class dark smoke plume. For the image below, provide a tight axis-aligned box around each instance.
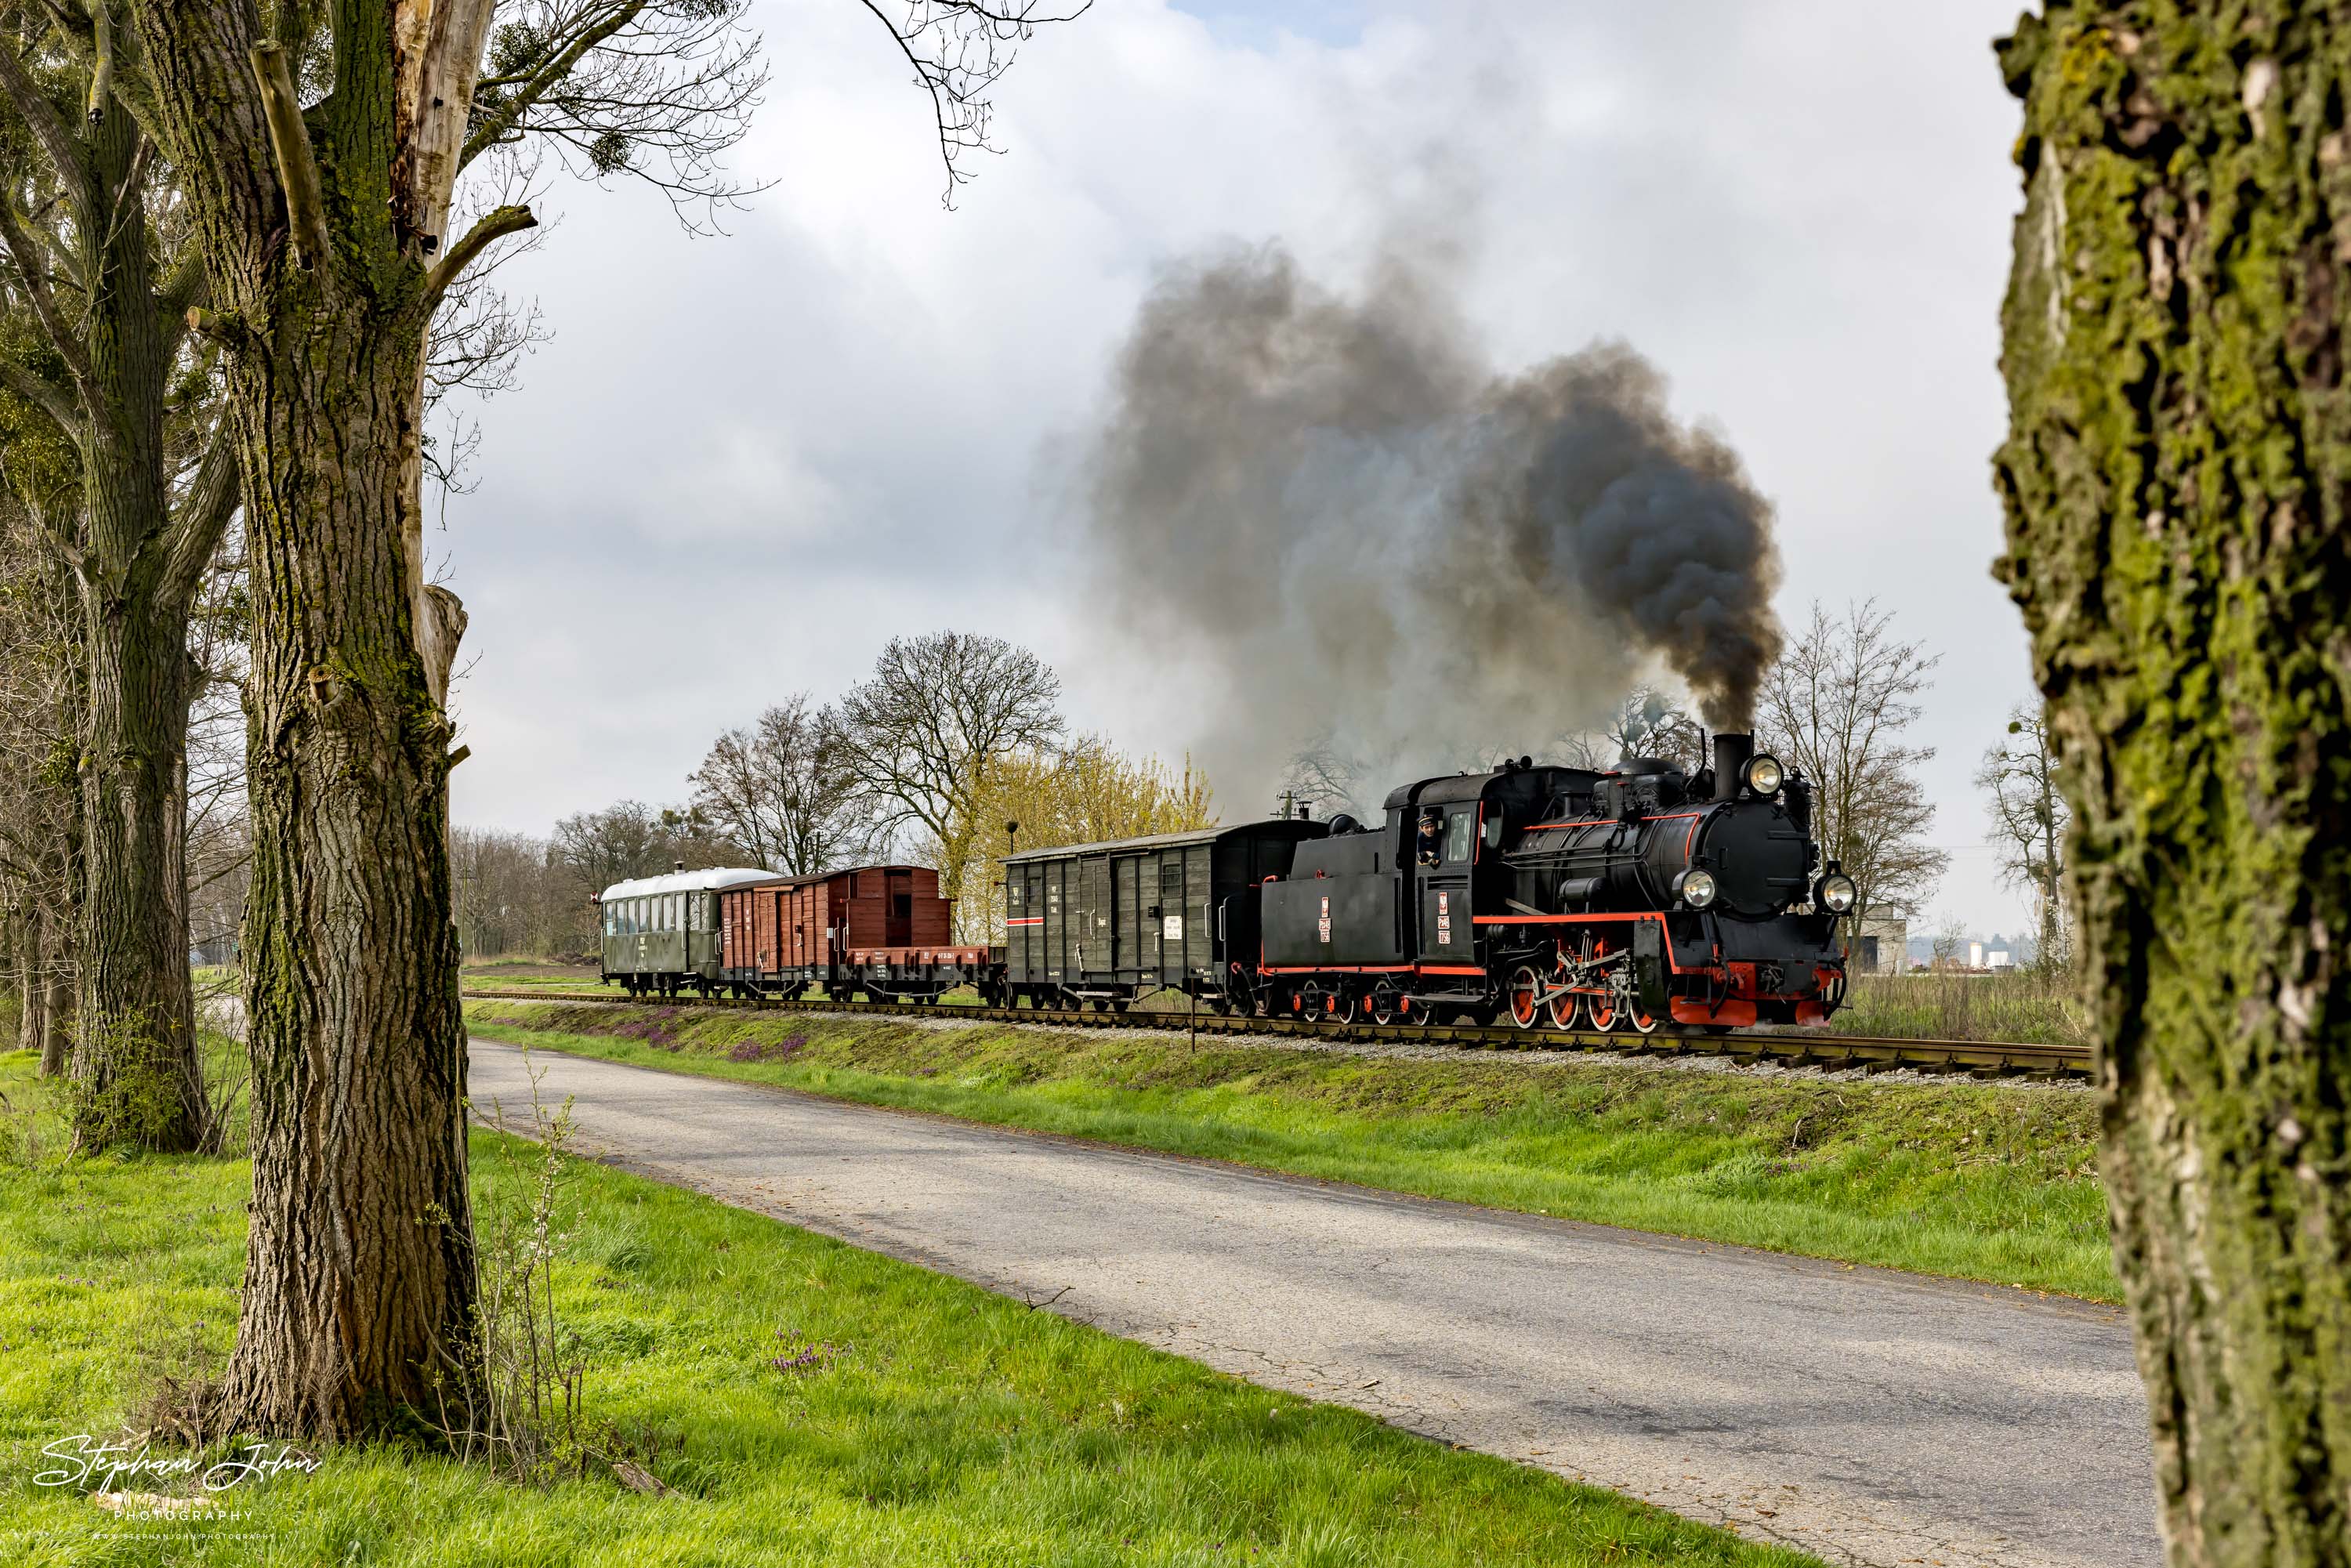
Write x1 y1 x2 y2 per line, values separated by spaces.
1080 242 1782 807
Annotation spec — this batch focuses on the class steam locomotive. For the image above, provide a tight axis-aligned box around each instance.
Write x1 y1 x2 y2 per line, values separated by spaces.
998 731 1852 1032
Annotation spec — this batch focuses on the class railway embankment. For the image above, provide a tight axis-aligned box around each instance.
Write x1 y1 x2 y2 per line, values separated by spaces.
463 998 2117 1302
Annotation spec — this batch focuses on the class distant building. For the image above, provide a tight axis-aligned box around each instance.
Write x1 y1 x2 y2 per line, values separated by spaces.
1853 912 1909 976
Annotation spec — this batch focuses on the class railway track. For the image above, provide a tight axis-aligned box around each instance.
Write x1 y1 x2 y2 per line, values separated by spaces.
463 986 2093 1078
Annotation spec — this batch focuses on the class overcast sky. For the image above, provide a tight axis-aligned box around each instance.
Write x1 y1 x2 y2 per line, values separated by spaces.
442 0 2041 938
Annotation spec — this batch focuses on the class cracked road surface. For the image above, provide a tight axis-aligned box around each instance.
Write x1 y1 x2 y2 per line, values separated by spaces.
470 1041 2159 1568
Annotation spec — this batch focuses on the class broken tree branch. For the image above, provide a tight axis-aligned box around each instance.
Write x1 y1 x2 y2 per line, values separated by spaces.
248 42 330 270
419 204 535 313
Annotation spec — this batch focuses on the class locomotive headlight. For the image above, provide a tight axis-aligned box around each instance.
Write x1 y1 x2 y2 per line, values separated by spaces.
1677 868 1719 909
1818 873 1857 913
1742 755 1785 796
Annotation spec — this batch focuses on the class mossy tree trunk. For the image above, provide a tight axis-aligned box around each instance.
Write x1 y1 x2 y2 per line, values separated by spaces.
1994 9 2351 1563
0 47 248 1150
59 99 217 1153
118 0 515 1438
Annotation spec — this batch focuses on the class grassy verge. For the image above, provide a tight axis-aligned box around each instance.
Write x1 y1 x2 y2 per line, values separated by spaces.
463 1000 2117 1302
1833 969 2091 1048
0 1049 1809 1568
453 967 2097 1045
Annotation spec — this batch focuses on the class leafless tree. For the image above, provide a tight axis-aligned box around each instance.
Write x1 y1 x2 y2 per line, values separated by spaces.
550 798 738 901
689 694 863 874
1281 739 1369 820
451 827 593 959
0 491 82 1074
1755 599 1949 929
833 631 1062 906
1976 702 2070 975
1557 686 1707 770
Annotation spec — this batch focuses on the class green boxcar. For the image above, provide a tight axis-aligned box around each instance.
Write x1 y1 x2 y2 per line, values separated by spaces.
598 867 782 998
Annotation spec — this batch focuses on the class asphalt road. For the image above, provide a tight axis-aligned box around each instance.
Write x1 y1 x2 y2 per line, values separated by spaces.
469 1041 2161 1568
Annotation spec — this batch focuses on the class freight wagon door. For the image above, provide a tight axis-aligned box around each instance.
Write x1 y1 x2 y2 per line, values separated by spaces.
1016 864 1045 981
1048 862 1069 982
1111 856 1139 975
886 870 913 947
1156 857 1185 983
1078 856 1110 977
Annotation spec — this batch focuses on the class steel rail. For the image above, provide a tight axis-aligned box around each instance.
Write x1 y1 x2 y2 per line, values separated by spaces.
462 987 2093 1077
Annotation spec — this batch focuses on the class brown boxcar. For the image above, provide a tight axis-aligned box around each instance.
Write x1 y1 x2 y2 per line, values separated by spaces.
717 864 991 1003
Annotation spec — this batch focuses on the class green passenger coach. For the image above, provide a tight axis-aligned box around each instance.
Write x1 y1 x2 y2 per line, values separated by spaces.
597 864 781 998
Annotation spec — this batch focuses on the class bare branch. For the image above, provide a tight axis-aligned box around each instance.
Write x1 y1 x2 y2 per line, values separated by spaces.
460 0 770 230
0 40 93 208
854 0 1092 206
0 197 96 396
0 359 82 440
420 203 536 313
248 42 330 270
86 0 113 123
160 417 240 613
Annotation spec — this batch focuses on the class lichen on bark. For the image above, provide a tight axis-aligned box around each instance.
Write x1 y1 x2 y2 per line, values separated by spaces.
1994 5 2351 1563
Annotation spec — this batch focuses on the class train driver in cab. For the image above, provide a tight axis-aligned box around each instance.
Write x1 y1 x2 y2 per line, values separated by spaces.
1417 809 1443 866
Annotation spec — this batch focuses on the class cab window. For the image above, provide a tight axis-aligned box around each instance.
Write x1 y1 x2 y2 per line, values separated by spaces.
1444 811 1475 864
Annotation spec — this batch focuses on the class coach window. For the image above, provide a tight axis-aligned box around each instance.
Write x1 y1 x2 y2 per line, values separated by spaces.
1444 811 1475 865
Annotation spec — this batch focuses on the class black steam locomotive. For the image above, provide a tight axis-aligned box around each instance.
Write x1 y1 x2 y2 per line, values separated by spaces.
997 731 1853 1034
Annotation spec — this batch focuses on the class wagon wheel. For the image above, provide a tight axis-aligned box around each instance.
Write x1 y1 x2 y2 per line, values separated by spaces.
1547 985 1585 1032
1328 987 1360 1025
1225 965 1256 1016
1367 985 1400 1026
1616 1001 1662 1036
1505 964 1544 1030
1585 988 1617 1031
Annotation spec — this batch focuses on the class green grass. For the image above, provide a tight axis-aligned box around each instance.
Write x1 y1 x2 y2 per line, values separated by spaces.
462 1001 2118 1302
0 1049 1810 1568
456 969 2096 1045
1833 970 2092 1048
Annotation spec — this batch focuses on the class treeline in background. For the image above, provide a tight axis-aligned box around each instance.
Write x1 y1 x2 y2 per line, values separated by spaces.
449 630 1217 958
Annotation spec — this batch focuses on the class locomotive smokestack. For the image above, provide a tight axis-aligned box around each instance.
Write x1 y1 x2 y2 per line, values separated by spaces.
1713 733 1754 802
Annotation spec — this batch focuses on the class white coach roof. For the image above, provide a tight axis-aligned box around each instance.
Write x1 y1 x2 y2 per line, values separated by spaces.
597 867 780 902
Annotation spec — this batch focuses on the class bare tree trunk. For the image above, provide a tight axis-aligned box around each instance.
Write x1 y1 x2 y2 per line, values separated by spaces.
15 911 43 1066
38 905 68 1080
1995 12 2351 1563
73 572 201 1146
210 298 474 1438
